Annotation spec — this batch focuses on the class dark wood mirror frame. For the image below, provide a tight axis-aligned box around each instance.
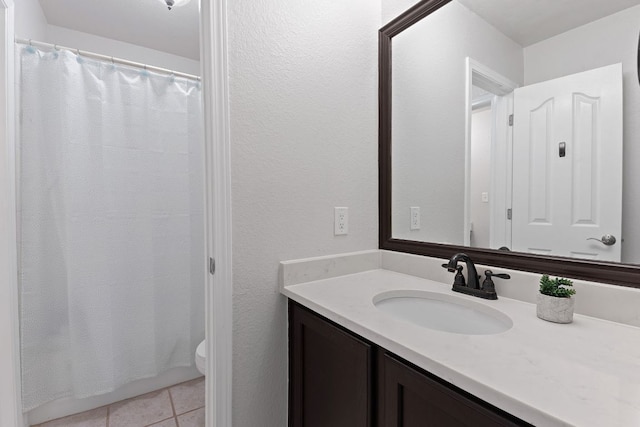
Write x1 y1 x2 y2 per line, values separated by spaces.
379 0 640 289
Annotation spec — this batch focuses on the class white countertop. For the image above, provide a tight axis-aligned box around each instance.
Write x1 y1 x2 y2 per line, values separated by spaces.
282 268 640 427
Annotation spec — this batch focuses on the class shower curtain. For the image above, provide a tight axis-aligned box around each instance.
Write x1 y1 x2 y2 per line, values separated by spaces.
18 46 205 411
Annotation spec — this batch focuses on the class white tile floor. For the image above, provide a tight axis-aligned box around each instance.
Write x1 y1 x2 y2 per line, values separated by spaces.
32 377 205 427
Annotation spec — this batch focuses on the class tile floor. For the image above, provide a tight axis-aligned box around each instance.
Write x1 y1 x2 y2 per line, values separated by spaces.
33 377 205 427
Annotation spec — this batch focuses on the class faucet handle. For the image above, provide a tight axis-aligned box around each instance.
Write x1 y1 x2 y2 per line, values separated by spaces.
452 265 465 286
442 263 466 286
482 270 509 293
485 270 510 280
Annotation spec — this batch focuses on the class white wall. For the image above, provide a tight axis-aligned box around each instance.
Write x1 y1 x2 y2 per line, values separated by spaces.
524 4 640 263
14 0 47 41
470 106 491 248
15 1 198 75
45 25 199 75
382 0 421 25
391 1 522 243
227 0 380 425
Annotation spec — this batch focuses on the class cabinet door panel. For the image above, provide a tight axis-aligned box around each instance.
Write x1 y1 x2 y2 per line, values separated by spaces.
380 353 526 427
289 302 373 427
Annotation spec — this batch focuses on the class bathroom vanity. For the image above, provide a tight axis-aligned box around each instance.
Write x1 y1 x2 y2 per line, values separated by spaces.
290 301 528 426
281 250 640 427
284 2 640 424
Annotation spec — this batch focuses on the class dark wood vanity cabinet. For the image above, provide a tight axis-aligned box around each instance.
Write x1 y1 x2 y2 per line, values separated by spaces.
289 301 375 427
289 301 531 427
379 353 525 426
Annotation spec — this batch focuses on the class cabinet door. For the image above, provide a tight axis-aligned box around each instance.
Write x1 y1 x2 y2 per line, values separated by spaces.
289 301 374 427
379 353 528 427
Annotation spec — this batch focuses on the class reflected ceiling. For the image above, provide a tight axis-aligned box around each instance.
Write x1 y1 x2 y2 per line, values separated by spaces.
458 0 640 46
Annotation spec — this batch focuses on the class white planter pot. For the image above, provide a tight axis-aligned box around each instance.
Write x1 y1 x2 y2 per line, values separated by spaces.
536 293 575 324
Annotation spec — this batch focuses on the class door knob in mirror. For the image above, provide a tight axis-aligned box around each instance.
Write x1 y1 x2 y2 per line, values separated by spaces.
587 234 616 246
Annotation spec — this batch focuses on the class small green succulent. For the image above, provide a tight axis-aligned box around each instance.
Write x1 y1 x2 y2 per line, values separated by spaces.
539 274 576 298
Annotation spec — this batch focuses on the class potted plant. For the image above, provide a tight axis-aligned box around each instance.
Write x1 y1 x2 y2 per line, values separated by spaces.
536 274 576 323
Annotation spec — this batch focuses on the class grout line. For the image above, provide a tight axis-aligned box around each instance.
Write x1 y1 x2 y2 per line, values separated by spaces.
167 386 177 418
143 415 176 427
176 406 204 418
172 377 206 417
174 406 204 427
37 380 202 427
142 389 176 427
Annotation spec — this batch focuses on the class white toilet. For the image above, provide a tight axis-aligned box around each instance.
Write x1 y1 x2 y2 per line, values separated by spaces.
195 340 206 375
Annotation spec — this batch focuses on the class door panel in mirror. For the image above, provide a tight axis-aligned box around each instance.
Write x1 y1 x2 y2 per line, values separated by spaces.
511 64 622 262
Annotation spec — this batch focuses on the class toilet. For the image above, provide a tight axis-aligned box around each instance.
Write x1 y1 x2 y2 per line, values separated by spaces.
195 340 206 375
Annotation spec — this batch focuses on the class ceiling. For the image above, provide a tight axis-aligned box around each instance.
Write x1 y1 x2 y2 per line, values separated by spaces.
39 0 200 60
38 0 640 62
457 0 640 46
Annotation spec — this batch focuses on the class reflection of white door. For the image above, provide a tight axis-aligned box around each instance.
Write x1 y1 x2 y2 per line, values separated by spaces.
511 63 623 261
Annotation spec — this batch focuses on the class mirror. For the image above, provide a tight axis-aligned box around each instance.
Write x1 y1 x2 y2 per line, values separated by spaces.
379 0 640 288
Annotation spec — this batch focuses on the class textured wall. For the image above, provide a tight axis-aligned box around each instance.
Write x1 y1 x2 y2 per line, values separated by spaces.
227 1 380 425
524 5 640 264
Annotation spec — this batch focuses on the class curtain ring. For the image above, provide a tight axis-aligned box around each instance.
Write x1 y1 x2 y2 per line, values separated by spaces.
76 48 80 56
28 39 32 46
53 44 57 50
111 56 115 65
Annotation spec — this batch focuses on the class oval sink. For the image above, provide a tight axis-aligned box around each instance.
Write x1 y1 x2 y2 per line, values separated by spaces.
373 290 512 335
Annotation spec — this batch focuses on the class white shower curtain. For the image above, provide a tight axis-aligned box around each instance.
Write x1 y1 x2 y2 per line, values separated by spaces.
18 46 205 411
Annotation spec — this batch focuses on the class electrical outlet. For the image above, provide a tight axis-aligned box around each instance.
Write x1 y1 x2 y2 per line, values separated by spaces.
334 207 348 235
481 192 489 203
410 207 420 230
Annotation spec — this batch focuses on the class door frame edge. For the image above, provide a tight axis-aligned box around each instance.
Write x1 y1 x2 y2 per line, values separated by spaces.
0 0 25 426
200 0 233 426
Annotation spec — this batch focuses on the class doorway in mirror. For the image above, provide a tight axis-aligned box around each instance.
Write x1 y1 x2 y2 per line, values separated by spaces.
466 61 623 262
464 58 517 251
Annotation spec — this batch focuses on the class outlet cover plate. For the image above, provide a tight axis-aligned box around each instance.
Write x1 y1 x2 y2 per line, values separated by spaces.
410 207 420 230
334 207 348 235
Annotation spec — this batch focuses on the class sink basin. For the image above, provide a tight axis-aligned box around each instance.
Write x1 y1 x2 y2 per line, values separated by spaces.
373 290 512 335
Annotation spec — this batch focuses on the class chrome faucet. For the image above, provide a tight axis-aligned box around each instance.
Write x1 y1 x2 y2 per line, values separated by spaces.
441 253 510 300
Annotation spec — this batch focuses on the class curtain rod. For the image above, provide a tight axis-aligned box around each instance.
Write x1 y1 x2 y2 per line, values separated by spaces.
15 38 201 82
